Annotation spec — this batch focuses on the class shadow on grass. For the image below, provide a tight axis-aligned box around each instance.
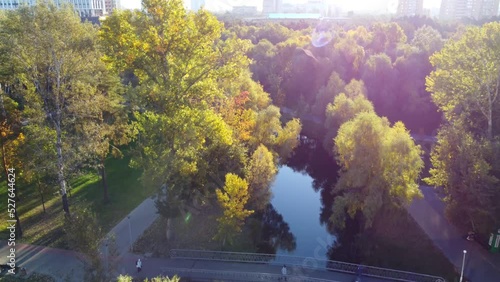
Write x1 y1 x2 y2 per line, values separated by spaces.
0 154 153 248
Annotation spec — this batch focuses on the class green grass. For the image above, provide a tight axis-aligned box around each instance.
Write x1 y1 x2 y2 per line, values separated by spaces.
0 272 55 282
0 154 155 248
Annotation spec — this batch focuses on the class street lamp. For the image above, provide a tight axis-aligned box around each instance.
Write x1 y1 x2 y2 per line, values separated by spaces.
127 215 132 251
104 240 109 273
460 249 467 282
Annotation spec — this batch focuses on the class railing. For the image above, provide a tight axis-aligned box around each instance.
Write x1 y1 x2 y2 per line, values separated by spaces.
161 267 338 282
170 249 446 282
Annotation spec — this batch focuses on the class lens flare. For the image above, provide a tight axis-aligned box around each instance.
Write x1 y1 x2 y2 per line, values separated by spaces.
311 18 335 48
184 212 191 223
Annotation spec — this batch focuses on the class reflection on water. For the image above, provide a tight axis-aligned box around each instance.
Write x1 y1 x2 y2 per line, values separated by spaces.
270 164 335 261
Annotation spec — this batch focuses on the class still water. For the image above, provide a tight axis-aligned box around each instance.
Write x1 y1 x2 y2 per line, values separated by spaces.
271 165 335 260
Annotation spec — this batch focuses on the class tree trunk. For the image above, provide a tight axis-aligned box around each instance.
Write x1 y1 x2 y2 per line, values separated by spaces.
487 107 492 140
14 208 22 239
100 160 110 204
166 217 173 241
37 181 46 214
56 126 70 216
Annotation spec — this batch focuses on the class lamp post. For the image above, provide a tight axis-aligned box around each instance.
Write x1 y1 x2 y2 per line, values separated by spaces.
104 240 108 273
460 249 467 282
127 215 132 251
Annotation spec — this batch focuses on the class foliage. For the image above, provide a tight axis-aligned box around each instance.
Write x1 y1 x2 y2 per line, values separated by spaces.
411 25 444 55
214 173 254 246
63 206 105 282
425 123 499 233
427 22 500 139
323 86 373 154
100 0 250 219
426 22 500 232
331 112 423 229
0 2 114 215
117 275 180 282
246 144 277 211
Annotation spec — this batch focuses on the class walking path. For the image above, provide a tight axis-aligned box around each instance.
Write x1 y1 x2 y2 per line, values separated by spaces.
1 240 391 282
0 240 84 281
103 194 160 257
6 185 489 281
0 192 396 282
408 186 500 282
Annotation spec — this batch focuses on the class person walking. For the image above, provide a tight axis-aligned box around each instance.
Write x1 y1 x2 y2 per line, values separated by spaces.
281 265 287 281
136 258 142 272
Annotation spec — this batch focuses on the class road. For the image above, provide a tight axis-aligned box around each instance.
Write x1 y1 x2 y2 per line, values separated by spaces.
408 186 500 282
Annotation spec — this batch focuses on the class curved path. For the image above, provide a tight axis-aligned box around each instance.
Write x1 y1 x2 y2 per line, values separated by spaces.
408 186 500 282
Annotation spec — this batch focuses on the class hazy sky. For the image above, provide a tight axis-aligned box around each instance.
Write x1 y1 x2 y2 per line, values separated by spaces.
121 0 442 12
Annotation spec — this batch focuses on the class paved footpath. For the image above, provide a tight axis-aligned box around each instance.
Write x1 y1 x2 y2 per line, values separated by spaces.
408 186 500 282
0 240 84 281
1 239 391 282
103 194 160 257
0 191 392 282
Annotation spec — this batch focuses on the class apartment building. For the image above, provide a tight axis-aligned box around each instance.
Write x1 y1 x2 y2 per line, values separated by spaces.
0 0 106 16
397 0 424 16
440 0 500 20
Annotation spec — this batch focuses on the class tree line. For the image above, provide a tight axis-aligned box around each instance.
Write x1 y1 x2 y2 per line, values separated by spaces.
0 0 301 278
233 14 500 235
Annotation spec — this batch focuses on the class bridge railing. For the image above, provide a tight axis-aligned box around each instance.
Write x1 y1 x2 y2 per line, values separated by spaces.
170 249 446 282
161 267 338 282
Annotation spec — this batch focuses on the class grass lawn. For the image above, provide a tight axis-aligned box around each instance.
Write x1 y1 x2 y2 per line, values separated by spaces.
0 154 155 248
0 273 55 282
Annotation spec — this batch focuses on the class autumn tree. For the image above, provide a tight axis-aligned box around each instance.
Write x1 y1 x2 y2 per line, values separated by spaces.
331 112 423 229
425 22 500 232
64 206 105 281
411 25 443 55
0 88 24 237
323 81 373 154
0 3 114 216
246 144 277 211
425 123 498 233
76 73 136 203
214 173 254 247
250 105 301 161
100 0 253 238
311 71 345 118
427 22 500 140
362 53 399 119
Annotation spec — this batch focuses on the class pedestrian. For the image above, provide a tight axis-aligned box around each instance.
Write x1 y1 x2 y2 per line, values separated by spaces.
281 265 287 281
355 264 364 282
136 258 142 272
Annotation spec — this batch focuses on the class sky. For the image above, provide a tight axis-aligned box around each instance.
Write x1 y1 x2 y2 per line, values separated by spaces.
121 0 442 13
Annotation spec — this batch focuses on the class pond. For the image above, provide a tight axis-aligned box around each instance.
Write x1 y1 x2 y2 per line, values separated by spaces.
270 138 338 261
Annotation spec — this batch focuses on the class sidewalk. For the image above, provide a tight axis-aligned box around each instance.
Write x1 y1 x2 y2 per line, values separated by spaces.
408 186 500 282
0 241 84 281
1 240 391 282
102 194 160 257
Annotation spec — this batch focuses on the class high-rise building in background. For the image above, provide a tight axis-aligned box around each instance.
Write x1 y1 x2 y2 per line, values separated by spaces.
479 0 500 18
397 0 424 16
191 0 205 11
440 0 500 20
104 0 120 14
0 0 107 16
262 0 283 14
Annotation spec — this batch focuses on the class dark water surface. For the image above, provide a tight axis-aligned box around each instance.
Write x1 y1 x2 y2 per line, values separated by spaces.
271 166 334 260
270 139 338 260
